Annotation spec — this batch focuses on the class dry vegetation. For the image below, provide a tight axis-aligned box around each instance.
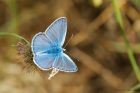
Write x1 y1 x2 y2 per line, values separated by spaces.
0 0 140 93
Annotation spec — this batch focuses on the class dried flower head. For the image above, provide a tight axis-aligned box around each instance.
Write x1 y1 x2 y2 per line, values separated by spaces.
16 40 41 73
16 40 57 79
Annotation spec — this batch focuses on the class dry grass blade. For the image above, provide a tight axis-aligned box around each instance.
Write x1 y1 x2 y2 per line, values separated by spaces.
70 0 127 46
70 48 124 89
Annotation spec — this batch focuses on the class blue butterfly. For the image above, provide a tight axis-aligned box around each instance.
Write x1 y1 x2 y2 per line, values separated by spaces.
31 17 78 73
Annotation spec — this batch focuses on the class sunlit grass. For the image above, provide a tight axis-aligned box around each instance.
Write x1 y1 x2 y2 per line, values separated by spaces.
112 0 140 92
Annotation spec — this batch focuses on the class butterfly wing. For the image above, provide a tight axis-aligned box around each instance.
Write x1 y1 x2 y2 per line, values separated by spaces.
31 32 52 54
31 32 56 70
45 17 67 46
33 54 56 70
52 53 78 72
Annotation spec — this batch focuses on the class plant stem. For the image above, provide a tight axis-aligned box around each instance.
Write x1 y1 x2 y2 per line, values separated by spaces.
0 32 30 45
112 0 140 81
5 0 19 33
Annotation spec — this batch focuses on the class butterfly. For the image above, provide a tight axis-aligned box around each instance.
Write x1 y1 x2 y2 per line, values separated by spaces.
31 17 78 79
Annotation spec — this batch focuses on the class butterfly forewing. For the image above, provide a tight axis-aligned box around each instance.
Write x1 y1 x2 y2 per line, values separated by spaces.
32 32 52 54
45 17 67 46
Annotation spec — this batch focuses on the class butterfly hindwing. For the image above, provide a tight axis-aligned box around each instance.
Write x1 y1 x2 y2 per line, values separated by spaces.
52 53 78 72
33 54 56 70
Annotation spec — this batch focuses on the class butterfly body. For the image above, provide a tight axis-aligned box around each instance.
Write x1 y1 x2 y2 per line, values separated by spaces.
31 17 78 73
46 46 62 54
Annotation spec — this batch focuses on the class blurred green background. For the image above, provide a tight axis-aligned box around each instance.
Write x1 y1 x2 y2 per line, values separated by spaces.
1 0 140 93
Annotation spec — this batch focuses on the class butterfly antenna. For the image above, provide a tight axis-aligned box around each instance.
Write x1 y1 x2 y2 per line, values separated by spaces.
65 50 79 62
64 34 73 48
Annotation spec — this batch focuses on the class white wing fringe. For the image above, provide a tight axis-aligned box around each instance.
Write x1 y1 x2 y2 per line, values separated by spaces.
48 68 59 80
